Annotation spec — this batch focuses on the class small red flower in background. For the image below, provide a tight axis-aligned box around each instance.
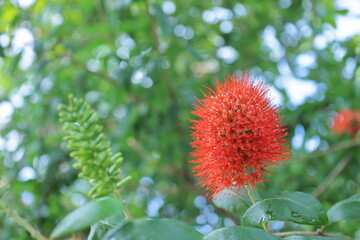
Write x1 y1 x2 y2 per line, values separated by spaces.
331 110 360 137
190 73 289 199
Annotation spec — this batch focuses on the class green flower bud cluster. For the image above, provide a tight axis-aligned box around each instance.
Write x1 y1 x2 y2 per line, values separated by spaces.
58 95 131 198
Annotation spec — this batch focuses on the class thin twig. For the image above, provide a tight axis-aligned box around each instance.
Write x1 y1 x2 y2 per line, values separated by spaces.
298 137 360 161
275 231 353 239
312 154 352 198
0 200 48 240
113 192 133 220
245 185 271 232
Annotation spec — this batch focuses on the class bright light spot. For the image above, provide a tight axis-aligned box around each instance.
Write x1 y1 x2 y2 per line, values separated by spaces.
84 91 100 104
0 101 14 126
279 0 291 8
6 130 22 152
131 69 146 84
174 24 186 37
233 3 247 17
277 61 318 107
19 82 34 96
269 221 285 231
292 124 305 149
305 135 321 153
0 34 10 47
212 36 224 47
162 1 176 15
11 28 34 54
113 104 128 119
17 0 36 8
18 166 37 182
261 25 285 62
13 147 25 162
284 23 298 38
331 43 346 62
40 77 53 93
207 213 219 225
21 191 34 205
19 47 36 70
115 33 136 50
139 176 154 186
116 47 129 59
342 57 356 79
296 51 317 68
224 217 236 227
51 13 63 26
196 215 207 225
141 76 153 88
194 195 207 209
216 46 238 64
86 59 101 72
220 21 233 34
71 193 86 206
336 0 360 15
33 154 50 175
296 19 312 37
268 86 283 106
183 27 194 40
147 196 164 217
202 7 233 24
335 15 360 41
313 34 328 50
9 93 24 108
195 224 213 235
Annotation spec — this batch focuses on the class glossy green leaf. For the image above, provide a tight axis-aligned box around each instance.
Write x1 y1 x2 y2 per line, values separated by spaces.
50 197 123 238
242 192 328 226
103 218 202 240
327 194 360 223
213 188 252 215
203 226 281 240
284 235 345 240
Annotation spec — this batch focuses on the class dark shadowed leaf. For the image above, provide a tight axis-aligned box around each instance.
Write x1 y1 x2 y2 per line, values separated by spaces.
50 197 123 238
242 192 328 226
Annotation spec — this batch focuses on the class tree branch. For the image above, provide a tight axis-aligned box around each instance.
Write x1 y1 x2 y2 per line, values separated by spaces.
275 231 353 239
0 200 48 240
312 154 352 198
298 137 360 161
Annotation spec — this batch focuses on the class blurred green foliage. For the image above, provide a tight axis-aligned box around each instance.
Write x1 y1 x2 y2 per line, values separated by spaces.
0 0 359 238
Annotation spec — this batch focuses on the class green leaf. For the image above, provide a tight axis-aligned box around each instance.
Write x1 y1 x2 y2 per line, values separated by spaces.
151 3 172 36
213 188 252 215
241 192 328 226
327 194 360 223
103 218 202 240
203 226 281 240
284 235 345 240
50 197 124 238
87 214 125 240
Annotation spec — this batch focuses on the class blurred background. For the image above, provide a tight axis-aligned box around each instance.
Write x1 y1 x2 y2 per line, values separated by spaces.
0 0 359 238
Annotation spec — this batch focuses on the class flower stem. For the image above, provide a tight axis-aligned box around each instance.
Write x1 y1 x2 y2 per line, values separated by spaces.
113 192 133 220
245 185 271 233
0 200 47 240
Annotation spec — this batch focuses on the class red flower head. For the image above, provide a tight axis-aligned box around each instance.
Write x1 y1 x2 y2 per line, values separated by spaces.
190 73 289 199
331 110 360 137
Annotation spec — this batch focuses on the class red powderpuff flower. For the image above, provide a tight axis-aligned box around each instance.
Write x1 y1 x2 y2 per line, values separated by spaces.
331 110 360 137
190 73 289 199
